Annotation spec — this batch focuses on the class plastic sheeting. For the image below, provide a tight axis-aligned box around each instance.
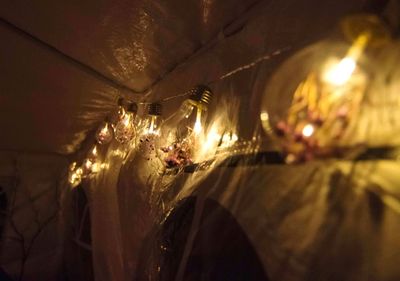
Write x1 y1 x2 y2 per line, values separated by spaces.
57 1 400 281
0 152 67 280
2 0 400 280
1 0 260 92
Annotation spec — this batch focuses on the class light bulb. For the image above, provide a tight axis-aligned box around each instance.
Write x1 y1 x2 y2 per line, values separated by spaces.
81 144 101 176
138 103 163 159
110 98 128 127
68 162 83 187
95 119 113 145
260 14 390 163
219 132 239 148
88 144 98 161
346 40 400 148
141 103 163 136
114 102 138 144
161 85 212 168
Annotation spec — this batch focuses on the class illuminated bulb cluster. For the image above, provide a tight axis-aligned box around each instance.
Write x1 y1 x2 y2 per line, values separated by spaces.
138 103 163 159
68 98 139 187
68 85 245 186
260 14 390 163
67 144 100 187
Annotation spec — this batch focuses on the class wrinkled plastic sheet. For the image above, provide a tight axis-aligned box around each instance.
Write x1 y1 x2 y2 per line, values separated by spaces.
0 152 67 281
59 1 400 281
83 142 400 281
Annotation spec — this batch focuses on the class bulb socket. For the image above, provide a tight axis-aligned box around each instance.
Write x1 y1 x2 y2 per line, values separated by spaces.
148 103 162 116
188 85 212 106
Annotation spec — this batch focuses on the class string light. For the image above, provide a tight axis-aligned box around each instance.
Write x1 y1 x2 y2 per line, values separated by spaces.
260 14 391 163
67 14 397 185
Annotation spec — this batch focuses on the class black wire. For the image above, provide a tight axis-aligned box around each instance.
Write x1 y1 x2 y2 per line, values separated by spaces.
176 146 399 174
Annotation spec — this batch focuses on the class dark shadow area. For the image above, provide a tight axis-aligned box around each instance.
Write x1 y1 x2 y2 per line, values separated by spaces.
64 185 94 281
0 186 12 280
0 186 7 242
135 196 269 281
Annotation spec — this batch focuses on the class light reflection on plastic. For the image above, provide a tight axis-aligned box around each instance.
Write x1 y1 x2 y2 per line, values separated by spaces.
144 115 161 136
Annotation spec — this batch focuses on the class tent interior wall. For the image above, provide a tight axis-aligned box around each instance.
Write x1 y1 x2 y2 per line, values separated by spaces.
1 0 400 280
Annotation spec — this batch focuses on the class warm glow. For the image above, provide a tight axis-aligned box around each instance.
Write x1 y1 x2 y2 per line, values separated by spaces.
193 110 202 135
91 162 101 173
96 121 113 145
302 124 314 137
122 113 131 127
232 133 238 142
84 159 93 170
69 166 83 187
148 117 155 133
119 106 126 119
100 123 110 135
260 111 269 121
92 145 97 156
144 116 160 136
323 57 356 86
220 132 238 148
202 127 221 152
322 33 370 87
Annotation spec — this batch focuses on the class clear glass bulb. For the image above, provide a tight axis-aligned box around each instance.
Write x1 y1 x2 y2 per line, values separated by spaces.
114 111 136 144
137 103 164 159
68 162 83 187
141 114 163 137
87 144 99 161
349 40 400 148
260 14 390 163
110 98 127 128
161 86 212 168
81 144 101 176
176 103 207 140
96 121 113 145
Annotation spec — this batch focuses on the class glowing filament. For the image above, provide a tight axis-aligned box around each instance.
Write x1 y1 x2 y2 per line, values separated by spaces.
145 116 160 136
323 32 370 87
100 124 110 135
122 113 131 127
302 124 314 137
90 145 98 158
220 132 239 147
84 159 93 170
260 111 269 121
149 117 155 133
118 107 126 119
193 110 202 135
324 57 356 86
